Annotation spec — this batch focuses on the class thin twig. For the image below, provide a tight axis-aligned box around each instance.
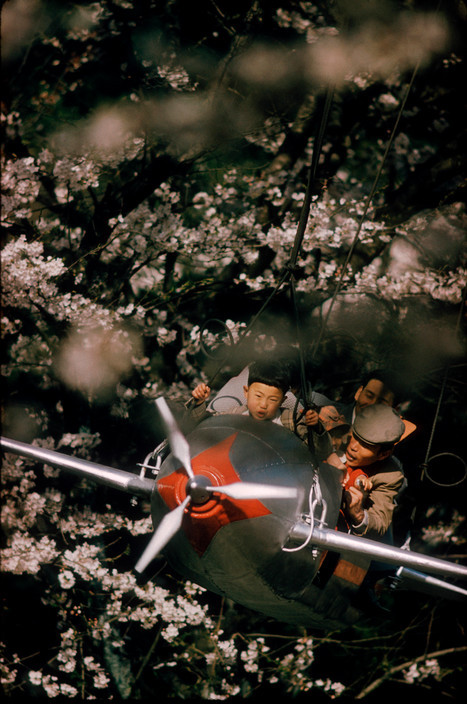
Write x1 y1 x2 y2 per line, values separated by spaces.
131 625 163 692
354 646 467 699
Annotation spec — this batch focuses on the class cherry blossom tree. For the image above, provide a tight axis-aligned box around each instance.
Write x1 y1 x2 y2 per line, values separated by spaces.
1 0 466 700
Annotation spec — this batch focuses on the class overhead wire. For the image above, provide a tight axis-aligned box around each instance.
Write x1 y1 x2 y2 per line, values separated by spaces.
186 86 336 405
193 59 419 408
310 60 421 359
419 284 467 484
190 21 460 477
198 53 421 400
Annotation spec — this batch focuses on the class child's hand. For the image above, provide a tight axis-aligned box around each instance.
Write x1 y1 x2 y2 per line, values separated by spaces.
343 486 365 525
325 452 347 484
354 475 373 492
326 452 346 471
304 409 319 427
192 383 211 404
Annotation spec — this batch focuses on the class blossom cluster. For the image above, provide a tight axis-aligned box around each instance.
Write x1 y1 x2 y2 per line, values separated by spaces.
421 510 466 547
403 658 441 684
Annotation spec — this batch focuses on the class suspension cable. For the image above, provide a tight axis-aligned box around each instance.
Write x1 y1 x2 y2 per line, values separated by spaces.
311 61 421 358
290 87 335 268
194 55 422 407
186 86 336 402
420 284 467 479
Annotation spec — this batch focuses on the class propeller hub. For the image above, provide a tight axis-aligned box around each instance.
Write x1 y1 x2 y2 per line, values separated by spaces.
186 475 213 505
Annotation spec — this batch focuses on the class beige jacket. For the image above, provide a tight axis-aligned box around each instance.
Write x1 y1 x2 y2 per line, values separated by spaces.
350 456 404 538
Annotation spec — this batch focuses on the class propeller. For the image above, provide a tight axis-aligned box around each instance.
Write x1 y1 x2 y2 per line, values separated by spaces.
209 482 297 500
135 496 191 573
135 397 298 572
155 397 195 479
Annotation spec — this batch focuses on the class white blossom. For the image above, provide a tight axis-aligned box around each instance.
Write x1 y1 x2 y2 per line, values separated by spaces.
58 570 76 589
83 656 110 689
404 659 441 684
1 534 59 574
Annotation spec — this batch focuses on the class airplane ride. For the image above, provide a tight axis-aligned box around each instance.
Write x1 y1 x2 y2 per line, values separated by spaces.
2 396 466 632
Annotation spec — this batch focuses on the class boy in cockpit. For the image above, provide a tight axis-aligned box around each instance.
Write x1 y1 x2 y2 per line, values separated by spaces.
327 404 415 539
190 360 333 460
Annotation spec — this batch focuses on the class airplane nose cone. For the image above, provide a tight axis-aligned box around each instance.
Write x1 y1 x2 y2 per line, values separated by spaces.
186 474 212 505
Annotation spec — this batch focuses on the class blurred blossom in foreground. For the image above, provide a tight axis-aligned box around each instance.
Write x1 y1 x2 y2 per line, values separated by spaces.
1 0 47 62
233 12 448 89
232 43 304 89
55 325 142 400
50 92 259 157
50 106 139 156
307 12 449 85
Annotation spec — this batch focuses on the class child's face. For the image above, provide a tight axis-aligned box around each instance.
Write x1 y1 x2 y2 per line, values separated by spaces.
244 382 284 421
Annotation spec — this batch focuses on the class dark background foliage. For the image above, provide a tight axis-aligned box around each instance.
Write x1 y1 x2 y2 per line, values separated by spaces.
1 0 467 700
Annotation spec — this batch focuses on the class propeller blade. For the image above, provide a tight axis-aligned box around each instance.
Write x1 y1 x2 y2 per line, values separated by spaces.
155 397 194 479
135 496 191 572
210 482 298 501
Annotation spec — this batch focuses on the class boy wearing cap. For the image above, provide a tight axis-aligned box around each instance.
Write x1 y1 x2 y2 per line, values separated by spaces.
330 404 410 538
318 405 351 453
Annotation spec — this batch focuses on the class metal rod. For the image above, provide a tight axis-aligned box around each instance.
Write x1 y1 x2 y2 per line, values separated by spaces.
1 436 155 498
396 567 467 599
288 522 467 581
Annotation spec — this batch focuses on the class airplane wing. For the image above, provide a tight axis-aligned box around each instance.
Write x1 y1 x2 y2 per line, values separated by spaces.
288 522 467 580
0 436 155 497
390 566 467 601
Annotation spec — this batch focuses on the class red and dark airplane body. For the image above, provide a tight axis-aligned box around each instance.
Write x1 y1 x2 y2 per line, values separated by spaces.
151 414 368 629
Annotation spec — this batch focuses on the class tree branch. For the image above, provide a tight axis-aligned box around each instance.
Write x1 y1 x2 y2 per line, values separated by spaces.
354 646 467 699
